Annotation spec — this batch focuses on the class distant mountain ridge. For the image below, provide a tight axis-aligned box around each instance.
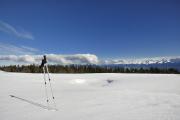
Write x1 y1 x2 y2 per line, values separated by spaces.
103 56 180 71
104 56 180 65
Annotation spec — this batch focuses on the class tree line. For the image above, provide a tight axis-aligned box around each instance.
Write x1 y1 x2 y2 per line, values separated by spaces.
0 64 179 74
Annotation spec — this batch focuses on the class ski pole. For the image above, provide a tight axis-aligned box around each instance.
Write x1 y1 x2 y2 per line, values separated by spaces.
45 64 57 109
43 66 49 107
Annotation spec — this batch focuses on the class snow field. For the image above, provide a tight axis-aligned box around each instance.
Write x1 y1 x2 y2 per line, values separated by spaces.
0 72 180 120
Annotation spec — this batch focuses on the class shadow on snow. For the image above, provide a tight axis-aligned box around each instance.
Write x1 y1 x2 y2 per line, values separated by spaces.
10 95 58 111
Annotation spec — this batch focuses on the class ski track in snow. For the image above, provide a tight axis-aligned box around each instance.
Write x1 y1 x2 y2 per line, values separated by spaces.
0 72 180 120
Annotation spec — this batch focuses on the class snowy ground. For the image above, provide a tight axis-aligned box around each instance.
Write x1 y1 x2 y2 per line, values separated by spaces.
0 71 180 120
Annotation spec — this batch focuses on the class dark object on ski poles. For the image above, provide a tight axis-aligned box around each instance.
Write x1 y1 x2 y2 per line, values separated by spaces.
40 55 47 68
40 55 57 110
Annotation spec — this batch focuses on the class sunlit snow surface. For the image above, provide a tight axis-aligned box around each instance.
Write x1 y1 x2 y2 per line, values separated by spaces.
0 71 180 120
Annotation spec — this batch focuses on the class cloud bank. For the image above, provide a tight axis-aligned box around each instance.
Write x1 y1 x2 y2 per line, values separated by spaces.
0 54 100 65
0 20 34 40
0 54 180 65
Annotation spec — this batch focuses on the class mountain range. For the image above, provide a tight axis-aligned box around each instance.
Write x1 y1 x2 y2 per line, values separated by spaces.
103 56 180 71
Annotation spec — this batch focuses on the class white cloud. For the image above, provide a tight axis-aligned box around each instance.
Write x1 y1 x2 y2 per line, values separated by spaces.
0 54 100 65
47 54 99 64
0 20 34 40
21 46 39 52
0 43 39 55
0 43 99 65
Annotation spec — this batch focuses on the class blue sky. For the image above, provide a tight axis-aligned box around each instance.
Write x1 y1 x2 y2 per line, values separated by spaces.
0 0 179 59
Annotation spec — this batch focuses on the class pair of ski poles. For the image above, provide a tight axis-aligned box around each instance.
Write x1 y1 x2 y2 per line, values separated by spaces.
42 64 57 109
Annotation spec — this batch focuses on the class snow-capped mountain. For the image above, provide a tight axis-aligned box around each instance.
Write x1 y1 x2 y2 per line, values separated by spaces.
104 56 180 65
102 56 180 71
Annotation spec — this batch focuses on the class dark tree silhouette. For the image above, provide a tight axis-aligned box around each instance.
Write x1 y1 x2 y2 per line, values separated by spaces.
0 65 179 74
